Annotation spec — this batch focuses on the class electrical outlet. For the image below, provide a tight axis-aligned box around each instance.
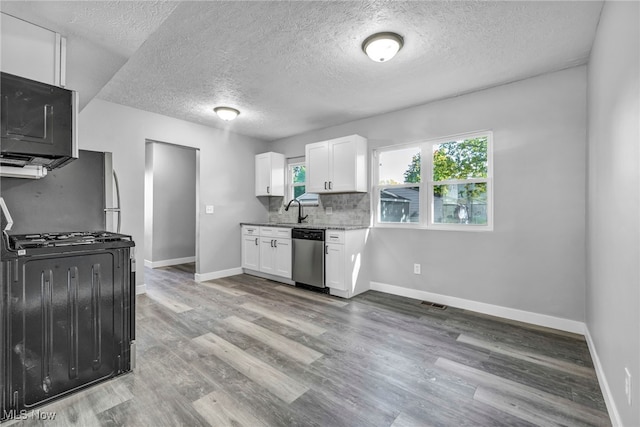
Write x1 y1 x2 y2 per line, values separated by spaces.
414 263 421 274
205 205 214 214
625 367 632 406
326 206 333 215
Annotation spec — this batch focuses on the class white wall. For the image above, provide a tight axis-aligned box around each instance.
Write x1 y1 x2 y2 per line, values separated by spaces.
146 141 197 264
144 142 153 262
272 66 587 324
586 2 640 425
79 99 269 289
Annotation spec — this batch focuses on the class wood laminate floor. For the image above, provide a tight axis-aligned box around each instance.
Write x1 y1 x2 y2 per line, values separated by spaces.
7 265 610 426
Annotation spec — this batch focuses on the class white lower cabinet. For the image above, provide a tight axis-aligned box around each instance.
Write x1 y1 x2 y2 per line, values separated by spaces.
242 225 369 297
241 226 260 270
259 237 276 274
326 229 370 299
325 242 345 290
273 238 292 278
242 225 291 280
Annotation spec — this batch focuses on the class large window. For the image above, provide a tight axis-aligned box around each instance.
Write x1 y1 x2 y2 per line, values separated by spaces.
374 131 493 230
288 162 318 205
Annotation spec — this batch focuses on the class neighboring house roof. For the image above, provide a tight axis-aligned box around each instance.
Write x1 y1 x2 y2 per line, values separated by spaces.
380 187 420 220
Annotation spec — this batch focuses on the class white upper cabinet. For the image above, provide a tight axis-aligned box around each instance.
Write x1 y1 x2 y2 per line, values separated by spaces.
255 152 285 196
1 13 66 86
305 135 367 194
306 142 330 193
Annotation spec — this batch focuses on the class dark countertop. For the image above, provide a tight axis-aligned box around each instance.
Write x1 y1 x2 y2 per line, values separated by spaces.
240 222 369 231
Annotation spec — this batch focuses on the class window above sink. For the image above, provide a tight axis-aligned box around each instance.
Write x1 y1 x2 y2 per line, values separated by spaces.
288 161 318 206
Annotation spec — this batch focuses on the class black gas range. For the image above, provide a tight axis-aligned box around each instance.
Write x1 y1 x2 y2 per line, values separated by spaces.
1 230 135 421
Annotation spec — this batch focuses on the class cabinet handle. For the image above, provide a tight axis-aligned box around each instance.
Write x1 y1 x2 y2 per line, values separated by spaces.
325 245 328 255
274 240 277 248
329 181 332 190
267 186 270 194
324 181 327 190
255 237 258 245
270 239 274 247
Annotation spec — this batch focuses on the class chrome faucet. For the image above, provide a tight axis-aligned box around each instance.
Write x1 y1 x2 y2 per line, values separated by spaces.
285 199 308 223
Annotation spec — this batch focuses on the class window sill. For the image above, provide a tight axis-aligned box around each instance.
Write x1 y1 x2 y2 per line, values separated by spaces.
374 222 493 232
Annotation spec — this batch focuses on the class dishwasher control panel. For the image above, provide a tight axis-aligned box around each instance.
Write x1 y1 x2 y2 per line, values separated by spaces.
291 228 324 241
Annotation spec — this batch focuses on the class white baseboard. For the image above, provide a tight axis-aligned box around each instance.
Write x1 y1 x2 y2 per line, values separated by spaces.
195 267 243 283
369 281 586 335
144 256 195 269
584 327 621 427
136 283 147 295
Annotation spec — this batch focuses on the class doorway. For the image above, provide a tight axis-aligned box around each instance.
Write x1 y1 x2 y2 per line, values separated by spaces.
144 140 200 278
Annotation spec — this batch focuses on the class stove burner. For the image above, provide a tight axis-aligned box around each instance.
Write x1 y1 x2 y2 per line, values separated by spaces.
7 231 131 251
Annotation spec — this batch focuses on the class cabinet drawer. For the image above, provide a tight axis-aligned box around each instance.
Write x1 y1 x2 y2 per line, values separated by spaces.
326 230 344 244
260 226 291 239
242 226 260 236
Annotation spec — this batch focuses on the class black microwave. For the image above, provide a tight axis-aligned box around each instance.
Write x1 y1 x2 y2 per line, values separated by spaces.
1 72 78 170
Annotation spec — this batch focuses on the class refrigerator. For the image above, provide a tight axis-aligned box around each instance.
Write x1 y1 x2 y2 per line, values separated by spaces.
0 149 121 234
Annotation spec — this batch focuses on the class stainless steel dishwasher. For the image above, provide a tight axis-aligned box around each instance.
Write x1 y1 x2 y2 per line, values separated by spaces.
292 228 325 288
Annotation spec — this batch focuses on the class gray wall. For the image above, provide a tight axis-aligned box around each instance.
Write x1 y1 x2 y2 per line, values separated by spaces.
79 99 269 288
586 2 639 425
272 66 587 322
146 141 197 264
0 150 106 233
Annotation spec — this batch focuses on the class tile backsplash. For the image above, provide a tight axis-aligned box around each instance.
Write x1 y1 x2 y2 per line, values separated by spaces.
268 193 371 226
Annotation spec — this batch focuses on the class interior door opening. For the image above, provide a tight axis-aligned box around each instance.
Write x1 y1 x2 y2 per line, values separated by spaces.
144 140 199 280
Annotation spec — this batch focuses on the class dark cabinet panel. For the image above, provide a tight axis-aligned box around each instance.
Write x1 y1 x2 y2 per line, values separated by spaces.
1 72 74 159
1 246 133 419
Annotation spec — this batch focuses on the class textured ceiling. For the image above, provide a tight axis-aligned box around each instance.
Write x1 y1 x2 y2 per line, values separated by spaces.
2 1 603 141
0 1 179 109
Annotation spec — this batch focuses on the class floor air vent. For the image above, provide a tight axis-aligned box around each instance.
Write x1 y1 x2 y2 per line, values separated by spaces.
421 301 448 310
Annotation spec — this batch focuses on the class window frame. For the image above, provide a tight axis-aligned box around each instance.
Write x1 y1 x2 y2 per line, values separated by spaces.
372 130 493 231
376 145 423 227
287 161 318 206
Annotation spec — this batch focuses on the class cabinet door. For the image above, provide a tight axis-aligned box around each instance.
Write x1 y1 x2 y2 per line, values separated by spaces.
12 253 122 409
273 238 292 279
330 137 358 192
242 235 260 270
259 238 275 274
325 243 345 290
269 154 285 196
255 154 271 196
305 141 330 193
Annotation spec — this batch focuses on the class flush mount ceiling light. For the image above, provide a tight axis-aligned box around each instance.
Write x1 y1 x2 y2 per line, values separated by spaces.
213 106 240 121
362 32 404 63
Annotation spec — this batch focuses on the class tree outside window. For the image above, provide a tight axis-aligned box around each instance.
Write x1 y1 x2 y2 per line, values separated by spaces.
289 163 318 205
431 137 488 225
